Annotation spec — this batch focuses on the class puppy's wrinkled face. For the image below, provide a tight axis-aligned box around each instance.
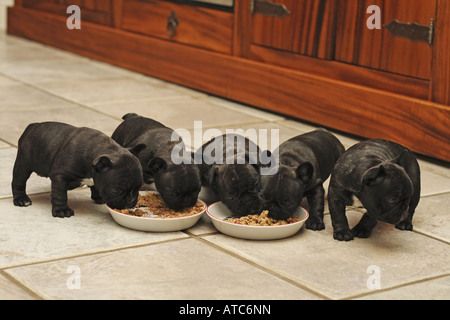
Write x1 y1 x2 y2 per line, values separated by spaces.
216 164 261 217
155 164 202 211
361 163 413 224
93 154 143 210
260 167 304 220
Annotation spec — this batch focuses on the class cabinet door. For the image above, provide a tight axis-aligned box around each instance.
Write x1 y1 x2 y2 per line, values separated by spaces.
335 0 436 80
22 0 114 26
251 0 337 59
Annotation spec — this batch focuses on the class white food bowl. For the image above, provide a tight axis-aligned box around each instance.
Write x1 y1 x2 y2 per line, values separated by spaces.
107 191 206 232
207 202 309 240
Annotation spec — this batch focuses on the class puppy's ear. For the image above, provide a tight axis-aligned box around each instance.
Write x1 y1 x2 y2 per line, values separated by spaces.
363 165 386 186
296 162 313 185
207 166 219 186
128 144 146 157
148 157 167 175
391 150 412 167
92 156 113 173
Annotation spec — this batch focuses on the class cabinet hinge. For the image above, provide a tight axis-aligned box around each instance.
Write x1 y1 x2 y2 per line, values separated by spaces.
251 0 291 18
384 19 434 45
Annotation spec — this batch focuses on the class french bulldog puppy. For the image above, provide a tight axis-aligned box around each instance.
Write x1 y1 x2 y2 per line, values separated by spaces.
328 139 421 241
260 129 345 229
12 122 144 218
196 134 264 216
112 113 201 210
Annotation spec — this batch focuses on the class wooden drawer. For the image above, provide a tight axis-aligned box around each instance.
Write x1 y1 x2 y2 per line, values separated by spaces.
22 0 114 26
122 0 233 54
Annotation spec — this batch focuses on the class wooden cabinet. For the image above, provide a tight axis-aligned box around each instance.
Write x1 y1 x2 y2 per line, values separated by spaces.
251 0 337 59
335 0 435 80
7 0 450 161
21 0 114 26
121 0 233 54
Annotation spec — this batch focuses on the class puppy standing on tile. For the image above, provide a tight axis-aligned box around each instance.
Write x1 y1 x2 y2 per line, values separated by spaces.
328 140 421 241
196 133 265 216
12 122 144 218
260 129 345 229
112 113 202 210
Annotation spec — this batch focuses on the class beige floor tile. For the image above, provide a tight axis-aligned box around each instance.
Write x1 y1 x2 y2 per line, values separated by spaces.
0 140 11 148
0 189 188 268
0 273 36 300
0 74 19 85
0 58 123 84
418 158 450 179
203 211 450 300
413 193 450 242
5 238 320 300
277 120 362 149
35 78 190 106
91 97 264 131
420 170 450 197
0 106 121 146
181 121 308 153
205 96 285 122
356 275 450 300
0 39 64 62
0 80 75 112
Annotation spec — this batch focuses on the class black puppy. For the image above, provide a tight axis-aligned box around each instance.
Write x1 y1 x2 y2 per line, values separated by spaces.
328 139 421 241
112 113 201 210
260 129 345 229
12 122 144 218
196 134 263 216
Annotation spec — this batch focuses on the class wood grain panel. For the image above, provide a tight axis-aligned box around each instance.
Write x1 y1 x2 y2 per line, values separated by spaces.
252 0 337 59
336 0 435 80
21 0 113 25
431 0 450 105
122 0 233 54
250 45 430 100
8 6 450 161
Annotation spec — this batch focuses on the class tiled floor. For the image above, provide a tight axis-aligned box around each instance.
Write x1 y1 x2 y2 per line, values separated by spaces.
0 31 449 300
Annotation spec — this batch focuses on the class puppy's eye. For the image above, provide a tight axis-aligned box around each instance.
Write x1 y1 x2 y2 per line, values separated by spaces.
388 196 399 205
111 188 121 195
225 194 235 201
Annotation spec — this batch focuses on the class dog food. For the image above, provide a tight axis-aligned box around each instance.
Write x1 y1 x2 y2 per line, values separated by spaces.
118 193 204 218
226 210 301 226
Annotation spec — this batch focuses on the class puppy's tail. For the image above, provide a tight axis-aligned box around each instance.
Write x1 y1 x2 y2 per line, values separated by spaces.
122 113 140 121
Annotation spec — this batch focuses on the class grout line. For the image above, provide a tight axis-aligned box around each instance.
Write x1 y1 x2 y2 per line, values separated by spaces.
0 138 17 148
420 191 450 199
0 72 125 121
1 236 190 271
342 273 450 300
184 231 331 300
411 229 450 246
0 269 44 300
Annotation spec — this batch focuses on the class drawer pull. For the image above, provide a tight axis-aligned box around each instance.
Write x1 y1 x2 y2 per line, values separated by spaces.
251 0 291 18
384 19 434 45
167 11 179 38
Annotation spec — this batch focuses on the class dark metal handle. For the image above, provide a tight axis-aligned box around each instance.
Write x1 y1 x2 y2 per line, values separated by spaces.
167 11 179 38
252 0 291 18
383 19 434 45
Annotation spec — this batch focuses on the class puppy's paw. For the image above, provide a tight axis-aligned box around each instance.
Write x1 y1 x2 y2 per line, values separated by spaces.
333 228 354 242
351 224 372 239
395 220 413 231
306 217 325 231
13 196 32 207
52 206 74 218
